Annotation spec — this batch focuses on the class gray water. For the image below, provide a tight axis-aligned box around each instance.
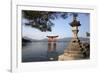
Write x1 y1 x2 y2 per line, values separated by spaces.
22 41 68 62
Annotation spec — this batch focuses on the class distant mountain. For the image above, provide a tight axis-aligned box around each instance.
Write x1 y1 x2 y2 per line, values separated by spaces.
22 36 39 42
22 36 90 43
26 37 90 42
57 37 90 42
22 37 33 46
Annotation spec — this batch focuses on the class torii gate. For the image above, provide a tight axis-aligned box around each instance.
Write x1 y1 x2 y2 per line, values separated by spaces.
47 36 58 52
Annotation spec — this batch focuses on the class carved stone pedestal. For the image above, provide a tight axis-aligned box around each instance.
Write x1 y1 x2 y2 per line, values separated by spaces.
59 38 84 61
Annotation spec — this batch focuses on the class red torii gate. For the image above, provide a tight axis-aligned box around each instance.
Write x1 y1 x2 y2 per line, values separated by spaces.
47 36 58 52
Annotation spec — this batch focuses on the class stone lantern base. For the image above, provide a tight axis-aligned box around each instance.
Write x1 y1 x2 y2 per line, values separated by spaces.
58 38 84 61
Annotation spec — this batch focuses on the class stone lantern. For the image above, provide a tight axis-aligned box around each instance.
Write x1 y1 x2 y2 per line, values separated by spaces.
59 14 84 60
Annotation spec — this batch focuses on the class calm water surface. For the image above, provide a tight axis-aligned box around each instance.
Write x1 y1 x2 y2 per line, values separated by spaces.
22 41 68 62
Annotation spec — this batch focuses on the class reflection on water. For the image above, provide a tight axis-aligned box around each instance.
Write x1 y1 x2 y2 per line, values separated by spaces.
22 41 68 62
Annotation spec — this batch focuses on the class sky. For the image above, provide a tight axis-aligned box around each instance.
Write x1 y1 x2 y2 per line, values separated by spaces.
22 12 90 40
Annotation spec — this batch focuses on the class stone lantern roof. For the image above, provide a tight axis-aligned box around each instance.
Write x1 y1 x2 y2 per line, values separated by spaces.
70 16 81 27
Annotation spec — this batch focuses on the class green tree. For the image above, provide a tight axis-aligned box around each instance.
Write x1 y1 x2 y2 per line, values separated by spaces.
22 11 82 32
22 10 68 32
86 32 90 37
